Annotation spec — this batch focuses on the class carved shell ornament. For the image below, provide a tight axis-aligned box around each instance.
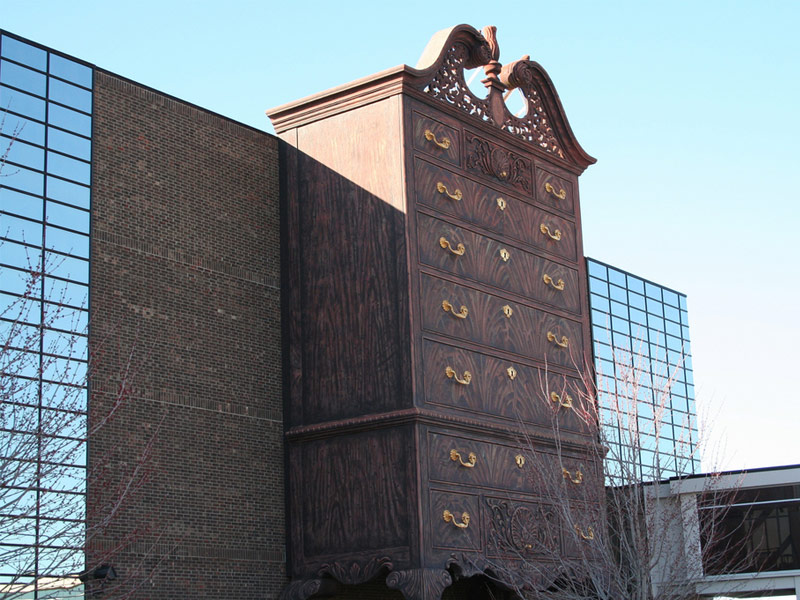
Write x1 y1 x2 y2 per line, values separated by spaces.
413 24 596 170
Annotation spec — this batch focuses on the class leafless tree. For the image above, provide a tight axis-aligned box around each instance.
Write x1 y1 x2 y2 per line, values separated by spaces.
480 340 756 600
1 119 159 599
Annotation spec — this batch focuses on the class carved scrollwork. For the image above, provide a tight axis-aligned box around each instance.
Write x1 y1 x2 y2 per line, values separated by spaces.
466 133 531 193
499 60 564 158
317 556 393 585
386 568 452 600
423 42 494 125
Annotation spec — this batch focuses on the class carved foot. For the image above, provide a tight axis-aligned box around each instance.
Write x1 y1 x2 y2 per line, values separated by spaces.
280 577 339 600
386 568 452 600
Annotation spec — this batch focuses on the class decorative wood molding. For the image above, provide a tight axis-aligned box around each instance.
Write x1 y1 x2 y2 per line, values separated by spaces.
386 568 452 600
317 556 393 585
280 578 339 600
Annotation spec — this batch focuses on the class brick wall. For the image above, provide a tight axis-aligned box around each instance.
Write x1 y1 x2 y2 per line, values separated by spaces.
87 70 284 598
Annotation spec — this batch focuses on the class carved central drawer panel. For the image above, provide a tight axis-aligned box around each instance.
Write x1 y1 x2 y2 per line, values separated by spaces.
414 158 578 263
421 339 586 429
417 212 582 314
420 274 583 368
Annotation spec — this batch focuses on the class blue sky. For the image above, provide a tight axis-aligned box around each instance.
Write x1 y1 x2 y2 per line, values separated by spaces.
4 1 799 471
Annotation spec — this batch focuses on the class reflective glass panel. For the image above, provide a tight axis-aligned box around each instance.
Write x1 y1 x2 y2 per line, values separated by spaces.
45 200 89 231
2 164 44 195
1 35 47 70
49 54 91 88
3 136 44 169
48 77 92 112
0 83 46 120
46 176 90 209
46 150 90 184
47 127 91 160
0 110 45 145
0 59 46 96
0 186 43 220
47 103 91 136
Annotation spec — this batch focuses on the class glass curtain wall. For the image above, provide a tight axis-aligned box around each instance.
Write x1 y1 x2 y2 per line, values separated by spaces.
0 31 92 597
586 258 699 480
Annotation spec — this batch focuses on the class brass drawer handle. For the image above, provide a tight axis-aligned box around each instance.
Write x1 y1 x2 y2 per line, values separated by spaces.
443 509 470 529
545 182 567 200
445 366 472 385
550 391 573 408
502 305 513 318
424 129 451 150
542 273 565 291
442 300 468 319
575 524 594 540
539 224 562 241
563 468 583 484
499 248 510 262
450 449 477 468
496 197 506 211
439 236 465 256
436 181 462 201
547 331 569 348
506 366 517 380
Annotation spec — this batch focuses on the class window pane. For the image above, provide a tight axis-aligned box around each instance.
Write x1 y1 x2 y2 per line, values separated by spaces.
0 59 46 96
49 55 91 88
45 251 88 283
3 136 44 170
589 276 608 296
45 200 89 231
587 260 606 279
0 84 46 120
48 103 91 136
645 282 661 300
627 275 644 294
45 226 89 258
47 127 91 160
44 278 87 308
0 110 45 145
43 328 87 360
0 239 42 270
609 284 626 303
608 268 625 287
47 151 90 184
42 383 87 412
41 355 87 384
0 187 43 220
2 164 44 195
48 77 92 112
46 176 90 209
0 213 43 245
1 35 47 71
43 303 87 332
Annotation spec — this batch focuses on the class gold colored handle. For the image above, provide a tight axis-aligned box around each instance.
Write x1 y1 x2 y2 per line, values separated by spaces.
539 224 562 241
550 391 573 408
515 454 526 468
450 449 477 468
442 300 468 319
445 366 472 385
436 182 462 201
575 524 594 540
547 331 569 348
499 248 510 262
496 197 506 211
424 129 451 150
439 237 465 256
545 182 567 200
563 468 583 484
542 273 565 291
506 366 517 380
443 509 470 529
502 305 513 318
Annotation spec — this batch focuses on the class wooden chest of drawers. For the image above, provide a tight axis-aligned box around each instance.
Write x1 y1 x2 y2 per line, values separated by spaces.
269 24 598 600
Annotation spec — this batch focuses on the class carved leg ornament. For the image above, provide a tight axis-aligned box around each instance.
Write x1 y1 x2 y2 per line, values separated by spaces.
386 568 452 600
280 577 339 600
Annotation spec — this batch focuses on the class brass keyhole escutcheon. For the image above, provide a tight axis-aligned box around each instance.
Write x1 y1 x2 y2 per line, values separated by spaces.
506 366 517 380
499 248 510 262
515 454 525 468
496 197 506 211
502 305 513 318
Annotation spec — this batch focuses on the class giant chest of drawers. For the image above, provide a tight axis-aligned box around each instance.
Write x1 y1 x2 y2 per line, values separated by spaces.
269 25 600 600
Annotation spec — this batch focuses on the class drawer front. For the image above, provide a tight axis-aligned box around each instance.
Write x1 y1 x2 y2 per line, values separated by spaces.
429 489 482 552
421 339 587 431
412 110 461 167
484 495 561 559
417 212 582 315
428 431 532 493
421 274 584 368
414 159 578 263
463 130 533 197
535 165 575 215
